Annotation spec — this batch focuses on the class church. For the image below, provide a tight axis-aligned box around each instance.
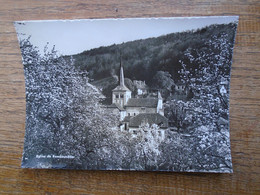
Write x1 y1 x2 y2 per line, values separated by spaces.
106 62 168 131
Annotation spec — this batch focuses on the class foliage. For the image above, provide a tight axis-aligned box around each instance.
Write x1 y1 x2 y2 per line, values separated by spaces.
21 37 119 168
151 71 175 97
70 23 237 85
68 23 237 103
20 21 237 172
162 23 237 171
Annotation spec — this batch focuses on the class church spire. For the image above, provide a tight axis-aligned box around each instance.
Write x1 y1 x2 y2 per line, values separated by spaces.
120 54 125 86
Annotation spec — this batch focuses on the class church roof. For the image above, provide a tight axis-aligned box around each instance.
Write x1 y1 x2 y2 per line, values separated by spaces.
125 98 158 108
112 60 131 92
122 116 131 122
106 103 125 111
112 85 131 92
175 81 188 87
129 113 168 128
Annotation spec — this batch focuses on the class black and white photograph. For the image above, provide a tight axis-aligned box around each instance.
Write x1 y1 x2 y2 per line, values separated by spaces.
15 16 238 172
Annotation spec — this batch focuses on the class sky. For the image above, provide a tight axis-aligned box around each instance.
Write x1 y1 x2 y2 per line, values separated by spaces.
14 16 238 56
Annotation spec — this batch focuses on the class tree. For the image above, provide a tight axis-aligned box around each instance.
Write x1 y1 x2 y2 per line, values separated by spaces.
20 37 119 168
151 71 175 97
179 31 234 127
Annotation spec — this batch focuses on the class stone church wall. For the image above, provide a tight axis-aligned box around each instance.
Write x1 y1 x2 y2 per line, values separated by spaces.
126 107 157 117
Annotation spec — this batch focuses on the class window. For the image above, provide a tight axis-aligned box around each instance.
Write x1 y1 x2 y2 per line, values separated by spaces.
120 94 124 98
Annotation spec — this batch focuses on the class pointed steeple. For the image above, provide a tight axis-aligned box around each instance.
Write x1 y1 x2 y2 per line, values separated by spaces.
119 54 125 86
112 52 131 92
112 53 132 108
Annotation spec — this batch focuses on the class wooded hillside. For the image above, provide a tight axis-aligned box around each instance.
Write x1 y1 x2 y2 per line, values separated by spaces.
70 23 237 85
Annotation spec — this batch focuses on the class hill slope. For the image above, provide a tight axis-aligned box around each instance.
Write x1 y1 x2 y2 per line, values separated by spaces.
70 23 236 83
67 22 237 103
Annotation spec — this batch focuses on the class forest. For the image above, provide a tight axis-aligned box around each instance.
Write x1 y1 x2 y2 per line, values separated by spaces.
19 21 237 172
64 23 237 107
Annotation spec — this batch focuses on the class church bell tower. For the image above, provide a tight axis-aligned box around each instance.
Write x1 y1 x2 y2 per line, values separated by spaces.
112 58 131 108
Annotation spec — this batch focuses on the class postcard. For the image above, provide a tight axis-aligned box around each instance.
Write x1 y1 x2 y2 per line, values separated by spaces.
15 16 238 172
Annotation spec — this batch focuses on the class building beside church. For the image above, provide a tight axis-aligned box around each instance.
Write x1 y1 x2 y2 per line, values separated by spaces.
219 76 228 96
174 81 189 95
133 80 148 96
107 62 168 131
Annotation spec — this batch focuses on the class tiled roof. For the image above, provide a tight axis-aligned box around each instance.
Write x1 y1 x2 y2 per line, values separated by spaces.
129 113 168 128
137 86 147 90
122 116 131 122
126 98 158 108
218 117 228 125
112 85 131 91
106 103 125 111
175 81 186 86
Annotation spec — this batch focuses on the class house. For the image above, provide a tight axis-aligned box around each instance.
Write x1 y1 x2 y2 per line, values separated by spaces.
126 113 168 131
220 77 229 86
106 103 125 121
220 85 227 96
174 81 189 95
108 61 168 131
219 76 228 96
133 80 148 96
